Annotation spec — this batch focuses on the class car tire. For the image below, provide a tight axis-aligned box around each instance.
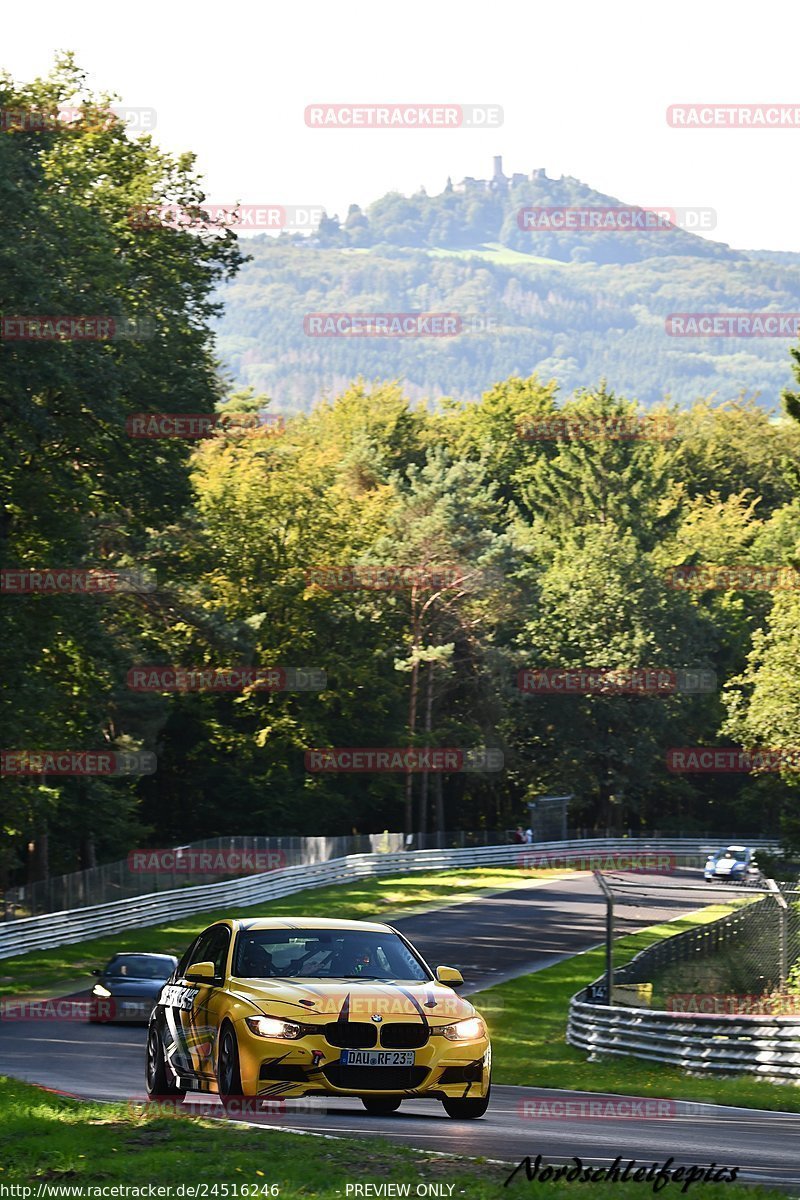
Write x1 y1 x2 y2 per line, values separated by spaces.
441 1086 491 1120
146 1024 185 1101
361 1096 402 1115
217 1024 244 1110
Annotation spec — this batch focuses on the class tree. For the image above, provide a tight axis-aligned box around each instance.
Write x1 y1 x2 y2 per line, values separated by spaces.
0 56 244 880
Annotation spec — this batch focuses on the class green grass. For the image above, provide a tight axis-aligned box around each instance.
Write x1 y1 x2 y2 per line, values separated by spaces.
338 242 567 266
472 904 800 1111
426 241 567 266
0 867 563 997
0 1077 789 1199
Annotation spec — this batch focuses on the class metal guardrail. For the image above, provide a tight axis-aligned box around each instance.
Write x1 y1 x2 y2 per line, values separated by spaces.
5 828 773 920
568 884 800 1081
6 830 507 918
0 837 769 961
568 998 800 1082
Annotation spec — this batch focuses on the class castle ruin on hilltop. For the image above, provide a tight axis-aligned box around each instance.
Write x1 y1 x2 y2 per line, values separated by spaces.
447 156 551 194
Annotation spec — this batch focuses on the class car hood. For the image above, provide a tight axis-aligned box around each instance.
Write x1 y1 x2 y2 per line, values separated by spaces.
227 977 476 1025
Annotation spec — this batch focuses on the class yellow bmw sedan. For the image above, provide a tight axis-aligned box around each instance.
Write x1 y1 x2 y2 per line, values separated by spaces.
145 916 491 1118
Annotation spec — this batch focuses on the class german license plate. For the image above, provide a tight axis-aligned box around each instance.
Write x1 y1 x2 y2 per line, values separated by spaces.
340 1050 414 1067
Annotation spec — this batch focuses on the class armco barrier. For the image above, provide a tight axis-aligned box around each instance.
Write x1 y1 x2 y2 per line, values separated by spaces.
567 996 800 1082
567 882 800 1082
0 838 774 960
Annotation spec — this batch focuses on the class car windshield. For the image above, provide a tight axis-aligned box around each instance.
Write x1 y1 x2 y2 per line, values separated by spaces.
232 930 431 982
104 955 172 979
723 849 747 861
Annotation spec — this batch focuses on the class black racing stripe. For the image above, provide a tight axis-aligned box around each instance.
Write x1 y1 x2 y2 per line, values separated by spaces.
463 1055 485 1098
338 993 351 1021
394 985 429 1026
257 1082 292 1098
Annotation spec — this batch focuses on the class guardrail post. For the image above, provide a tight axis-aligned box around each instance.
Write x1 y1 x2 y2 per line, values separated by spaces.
593 870 614 1005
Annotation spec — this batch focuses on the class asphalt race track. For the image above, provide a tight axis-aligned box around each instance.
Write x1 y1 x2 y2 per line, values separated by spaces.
2 869 799 1186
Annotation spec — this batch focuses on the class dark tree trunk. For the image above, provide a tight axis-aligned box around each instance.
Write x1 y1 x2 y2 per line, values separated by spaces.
417 661 434 840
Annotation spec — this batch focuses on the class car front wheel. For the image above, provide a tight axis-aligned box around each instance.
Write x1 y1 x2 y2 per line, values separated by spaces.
217 1025 244 1110
441 1086 491 1119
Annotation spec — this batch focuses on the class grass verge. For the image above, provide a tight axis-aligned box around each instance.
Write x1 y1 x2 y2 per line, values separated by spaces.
0 867 564 997
471 904 800 1112
0 1076 788 1199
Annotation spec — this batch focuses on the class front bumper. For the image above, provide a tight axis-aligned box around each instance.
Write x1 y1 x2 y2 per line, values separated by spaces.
234 1019 491 1100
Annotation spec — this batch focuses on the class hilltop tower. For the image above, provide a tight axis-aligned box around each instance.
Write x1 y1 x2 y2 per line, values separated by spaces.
491 155 508 190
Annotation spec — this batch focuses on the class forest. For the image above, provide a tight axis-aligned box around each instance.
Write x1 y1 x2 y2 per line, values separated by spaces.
3 59 800 887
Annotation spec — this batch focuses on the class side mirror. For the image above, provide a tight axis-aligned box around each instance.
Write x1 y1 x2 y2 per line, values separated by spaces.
436 965 464 988
185 961 219 984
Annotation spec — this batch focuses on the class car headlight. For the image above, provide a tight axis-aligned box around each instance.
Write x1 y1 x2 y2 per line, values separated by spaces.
440 1017 485 1041
92 984 112 998
244 1016 302 1039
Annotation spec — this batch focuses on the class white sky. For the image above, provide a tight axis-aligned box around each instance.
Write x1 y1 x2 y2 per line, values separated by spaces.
4 0 800 252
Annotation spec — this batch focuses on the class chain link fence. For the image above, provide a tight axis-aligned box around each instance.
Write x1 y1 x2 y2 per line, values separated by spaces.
587 870 800 1013
3 828 514 919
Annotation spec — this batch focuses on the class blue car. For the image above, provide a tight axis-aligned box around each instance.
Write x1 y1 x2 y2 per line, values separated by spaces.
703 845 761 883
90 952 178 1023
